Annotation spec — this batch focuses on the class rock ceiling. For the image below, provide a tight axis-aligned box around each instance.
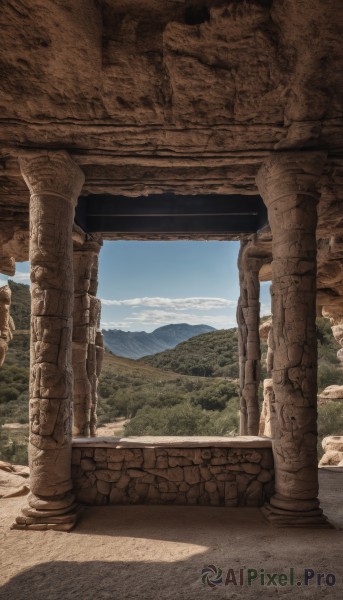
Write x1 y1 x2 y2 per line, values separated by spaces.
0 0 342 306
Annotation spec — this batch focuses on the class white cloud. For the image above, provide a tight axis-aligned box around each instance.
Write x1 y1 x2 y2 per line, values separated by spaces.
0 270 30 288
100 296 236 311
11 271 30 283
101 309 236 330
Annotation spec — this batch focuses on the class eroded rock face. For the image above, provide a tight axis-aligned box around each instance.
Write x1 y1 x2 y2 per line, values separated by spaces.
319 437 343 467
0 0 341 302
0 285 14 367
318 385 343 404
0 1 342 197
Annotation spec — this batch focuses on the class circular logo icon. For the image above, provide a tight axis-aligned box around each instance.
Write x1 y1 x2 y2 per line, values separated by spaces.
201 565 223 588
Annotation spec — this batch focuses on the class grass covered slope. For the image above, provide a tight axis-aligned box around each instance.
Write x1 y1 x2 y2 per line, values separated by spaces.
98 351 240 436
140 328 241 378
140 318 343 390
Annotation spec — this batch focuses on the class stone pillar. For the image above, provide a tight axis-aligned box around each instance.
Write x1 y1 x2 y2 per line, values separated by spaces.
72 237 102 437
0 285 14 367
13 151 84 531
258 316 275 437
257 151 329 526
237 239 269 435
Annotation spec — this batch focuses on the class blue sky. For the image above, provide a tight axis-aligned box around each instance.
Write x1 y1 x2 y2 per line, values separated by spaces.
0 240 271 332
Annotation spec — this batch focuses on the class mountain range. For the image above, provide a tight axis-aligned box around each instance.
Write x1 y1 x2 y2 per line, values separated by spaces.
103 323 215 359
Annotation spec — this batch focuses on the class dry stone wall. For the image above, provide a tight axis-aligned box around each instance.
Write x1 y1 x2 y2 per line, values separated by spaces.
71 440 274 507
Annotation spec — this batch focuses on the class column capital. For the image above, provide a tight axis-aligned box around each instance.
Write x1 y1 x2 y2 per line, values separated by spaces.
256 151 327 207
19 150 85 205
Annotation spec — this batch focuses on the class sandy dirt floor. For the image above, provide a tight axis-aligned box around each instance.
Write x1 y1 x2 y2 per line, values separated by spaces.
0 468 342 600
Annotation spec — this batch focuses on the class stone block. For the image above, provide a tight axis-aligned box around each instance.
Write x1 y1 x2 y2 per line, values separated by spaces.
80 458 96 472
212 448 226 458
116 474 130 489
224 481 238 500
241 463 261 475
96 461 108 469
236 474 251 493
199 467 211 480
201 449 212 460
124 449 139 461
184 466 200 485
95 470 121 482
143 448 156 469
179 482 190 492
216 481 225 497
205 481 217 493
127 469 145 478
107 449 124 462
94 448 107 462
187 484 200 498
209 466 222 474
216 473 232 481
156 456 169 469
168 456 192 467
146 467 183 482
96 479 111 496
81 449 94 458
211 457 227 466
108 461 122 471
126 460 143 469
141 474 155 484
147 485 160 501
245 451 262 463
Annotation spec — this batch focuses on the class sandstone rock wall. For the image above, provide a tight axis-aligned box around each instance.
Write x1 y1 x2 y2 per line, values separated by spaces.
0 285 14 367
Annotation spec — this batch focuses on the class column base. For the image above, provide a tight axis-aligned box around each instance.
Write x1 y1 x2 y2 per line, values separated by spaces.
11 492 80 531
262 494 333 528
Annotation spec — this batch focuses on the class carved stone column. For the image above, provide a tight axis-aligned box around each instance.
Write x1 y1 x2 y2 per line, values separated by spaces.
13 151 84 531
257 151 329 526
72 237 102 437
258 317 275 437
0 285 14 367
237 239 270 435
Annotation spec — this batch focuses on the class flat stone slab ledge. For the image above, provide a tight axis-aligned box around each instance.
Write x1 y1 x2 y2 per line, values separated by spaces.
72 436 272 448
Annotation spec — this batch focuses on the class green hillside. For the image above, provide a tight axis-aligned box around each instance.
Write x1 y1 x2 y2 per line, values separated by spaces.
8 280 31 330
140 328 241 378
140 318 343 390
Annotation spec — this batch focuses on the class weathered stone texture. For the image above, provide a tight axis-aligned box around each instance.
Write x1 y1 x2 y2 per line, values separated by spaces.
237 238 270 435
0 285 14 367
12 151 84 531
72 444 274 507
319 436 343 467
257 152 329 526
72 235 103 437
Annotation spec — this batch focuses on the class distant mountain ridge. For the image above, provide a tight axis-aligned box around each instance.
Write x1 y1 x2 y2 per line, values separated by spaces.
103 323 215 359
